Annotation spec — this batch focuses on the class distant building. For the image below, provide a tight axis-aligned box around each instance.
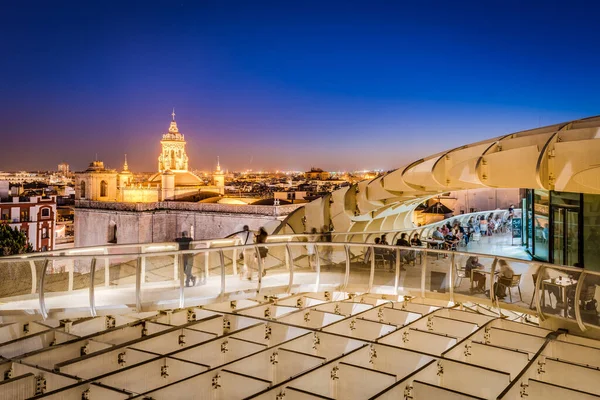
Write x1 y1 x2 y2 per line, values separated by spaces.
0 194 57 251
305 167 331 181
0 171 47 184
57 162 70 176
74 112 224 203
73 111 302 246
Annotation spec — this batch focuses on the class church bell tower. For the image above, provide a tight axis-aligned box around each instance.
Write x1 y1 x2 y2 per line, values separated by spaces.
158 109 189 172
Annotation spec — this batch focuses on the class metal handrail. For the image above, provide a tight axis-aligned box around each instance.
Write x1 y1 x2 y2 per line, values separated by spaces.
0 240 597 334
0 208 513 262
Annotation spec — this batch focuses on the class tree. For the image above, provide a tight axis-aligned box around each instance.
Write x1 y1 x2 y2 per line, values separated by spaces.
0 224 33 256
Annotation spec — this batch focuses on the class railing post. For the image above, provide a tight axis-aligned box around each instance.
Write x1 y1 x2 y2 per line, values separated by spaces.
535 265 545 320
103 248 109 287
489 258 498 303
255 246 263 293
394 248 400 295
204 251 210 282
232 245 238 277
178 253 185 309
449 253 455 302
173 251 179 281
573 271 587 332
140 245 146 289
67 261 73 292
38 259 49 319
135 256 142 312
286 244 294 293
369 245 375 293
421 249 427 298
343 245 351 291
314 244 321 293
29 260 37 295
89 258 97 317
219 250 226 299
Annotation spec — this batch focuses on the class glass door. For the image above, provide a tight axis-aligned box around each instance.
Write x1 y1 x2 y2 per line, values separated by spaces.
552 208 564 265
566 209 579 266
552 206 581 266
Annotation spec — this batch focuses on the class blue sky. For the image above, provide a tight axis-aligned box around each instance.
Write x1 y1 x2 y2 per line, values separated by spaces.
1 1 598 172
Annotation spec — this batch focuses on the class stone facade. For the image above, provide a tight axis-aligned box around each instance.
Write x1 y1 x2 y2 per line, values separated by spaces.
74 200 303 247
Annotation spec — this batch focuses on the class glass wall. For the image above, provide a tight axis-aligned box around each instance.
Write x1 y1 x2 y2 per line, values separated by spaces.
533 190 549 262
583 193 600 272
524 189 591 268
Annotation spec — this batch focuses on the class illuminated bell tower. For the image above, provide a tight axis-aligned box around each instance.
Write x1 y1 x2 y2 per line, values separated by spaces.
158 109 189 172
213 156 225 194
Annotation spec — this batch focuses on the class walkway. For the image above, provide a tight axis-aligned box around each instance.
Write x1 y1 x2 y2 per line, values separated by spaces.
2 293 600 399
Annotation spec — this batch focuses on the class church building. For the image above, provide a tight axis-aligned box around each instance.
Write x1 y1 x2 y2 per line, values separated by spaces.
75 111 224 203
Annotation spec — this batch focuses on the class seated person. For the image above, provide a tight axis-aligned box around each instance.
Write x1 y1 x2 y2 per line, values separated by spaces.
479 217 488 235
373 237 395 269
410 233 422 247
431 227 445 242
396 233 415 264
441 224 450 236
380 234 389 245
444 232 459 251
494 260 515 299
465 256 486 293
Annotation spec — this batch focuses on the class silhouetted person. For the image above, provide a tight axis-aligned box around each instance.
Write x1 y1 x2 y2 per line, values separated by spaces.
175 231 196 287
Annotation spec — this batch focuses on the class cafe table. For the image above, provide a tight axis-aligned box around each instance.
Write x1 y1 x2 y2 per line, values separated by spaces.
542 277 577 317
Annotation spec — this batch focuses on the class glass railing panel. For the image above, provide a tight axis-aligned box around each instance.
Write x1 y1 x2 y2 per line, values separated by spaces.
317 243 347 291
46 257 92 313
453 254 496 300
141 253 179 309
346 244 371 292
287 242 308 289
0 259 34 300
371 246 397 295
94 254 138 310
493 260 542 313
579 272 600 328
422 247 454 296
536 266 577 320
260 243 288 290
182 249 223 307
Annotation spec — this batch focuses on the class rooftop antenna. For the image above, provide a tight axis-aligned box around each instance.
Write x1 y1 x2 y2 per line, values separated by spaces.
95 153 98 161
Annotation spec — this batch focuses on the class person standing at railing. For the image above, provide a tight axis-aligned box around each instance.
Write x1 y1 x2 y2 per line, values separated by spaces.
175 232 196 287
321 225 333 266
256 227 268 277
242 226 257 280
306 227 318 270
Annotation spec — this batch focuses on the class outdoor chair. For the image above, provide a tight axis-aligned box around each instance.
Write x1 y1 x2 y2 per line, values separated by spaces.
455 267 467 288
504 274 523 303
374 253 387 269
529 273 550 309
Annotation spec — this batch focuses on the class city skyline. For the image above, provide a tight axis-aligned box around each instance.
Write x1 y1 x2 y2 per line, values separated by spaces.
2 1 599 172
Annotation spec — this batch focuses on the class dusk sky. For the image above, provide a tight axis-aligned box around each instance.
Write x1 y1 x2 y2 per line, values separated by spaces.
2 1 599 172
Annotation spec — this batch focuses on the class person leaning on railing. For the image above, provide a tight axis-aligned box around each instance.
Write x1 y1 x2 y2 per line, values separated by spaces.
256 227 269 277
